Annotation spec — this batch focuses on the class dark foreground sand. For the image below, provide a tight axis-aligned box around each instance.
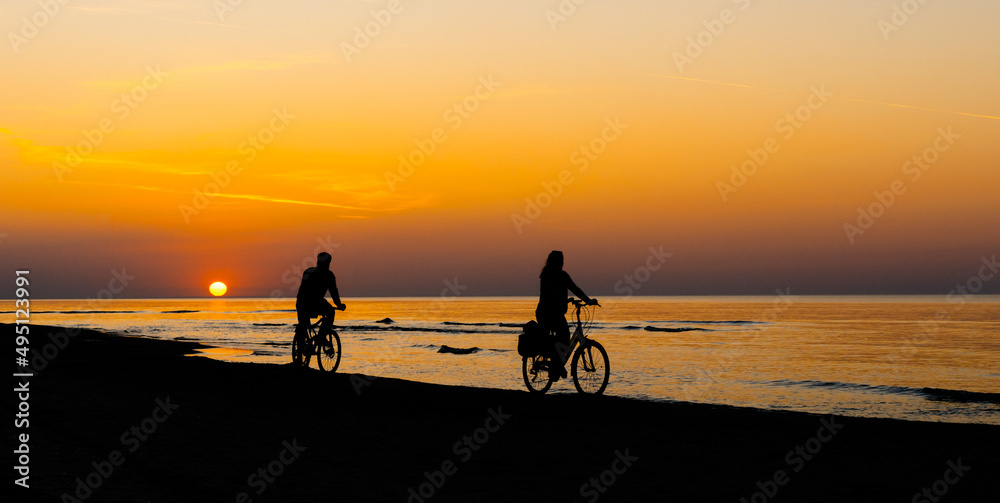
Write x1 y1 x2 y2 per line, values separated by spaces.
10 324 999 502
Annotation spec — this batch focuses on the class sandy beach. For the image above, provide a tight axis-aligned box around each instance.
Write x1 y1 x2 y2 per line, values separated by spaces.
11 323 999 502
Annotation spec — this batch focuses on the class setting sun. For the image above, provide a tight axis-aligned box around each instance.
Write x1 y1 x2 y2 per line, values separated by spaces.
209 282 228 297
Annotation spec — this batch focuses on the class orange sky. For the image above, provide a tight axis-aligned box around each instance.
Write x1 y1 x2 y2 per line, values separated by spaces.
2 0 998 297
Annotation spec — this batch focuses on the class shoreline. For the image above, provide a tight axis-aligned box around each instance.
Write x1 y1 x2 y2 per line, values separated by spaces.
10 323 1000 502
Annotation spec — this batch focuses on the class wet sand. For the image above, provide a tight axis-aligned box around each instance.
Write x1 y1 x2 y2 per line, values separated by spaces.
11 324 999 502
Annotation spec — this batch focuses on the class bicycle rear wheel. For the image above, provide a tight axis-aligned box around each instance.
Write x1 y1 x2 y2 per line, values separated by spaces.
317 331 342 372
301 328 318 368
571 340 609 395
522 355 553 394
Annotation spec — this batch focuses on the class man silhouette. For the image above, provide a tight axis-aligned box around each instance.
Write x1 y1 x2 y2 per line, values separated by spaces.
295 252 346 364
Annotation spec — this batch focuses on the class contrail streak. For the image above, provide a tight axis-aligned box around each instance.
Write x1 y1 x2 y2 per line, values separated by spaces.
836 97 1000 121
64 181 387 212
651 73 999 121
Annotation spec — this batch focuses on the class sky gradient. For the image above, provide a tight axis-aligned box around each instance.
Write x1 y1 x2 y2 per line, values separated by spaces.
2 0 999 298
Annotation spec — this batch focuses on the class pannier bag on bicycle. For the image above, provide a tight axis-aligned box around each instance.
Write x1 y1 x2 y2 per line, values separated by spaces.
518 320 550 357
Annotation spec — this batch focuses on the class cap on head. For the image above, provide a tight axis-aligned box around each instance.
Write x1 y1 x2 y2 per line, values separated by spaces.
317 252 332 265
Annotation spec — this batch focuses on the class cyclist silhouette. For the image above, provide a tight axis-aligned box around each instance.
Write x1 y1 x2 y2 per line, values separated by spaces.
535 250 596 381
295 252 346 362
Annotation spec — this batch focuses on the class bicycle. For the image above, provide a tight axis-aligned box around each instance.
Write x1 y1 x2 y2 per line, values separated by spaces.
292 313 343 372
522 298 610 395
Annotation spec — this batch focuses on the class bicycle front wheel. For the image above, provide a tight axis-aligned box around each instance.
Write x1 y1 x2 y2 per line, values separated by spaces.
571 340 609 395
522 355 553 394
317 331 342 372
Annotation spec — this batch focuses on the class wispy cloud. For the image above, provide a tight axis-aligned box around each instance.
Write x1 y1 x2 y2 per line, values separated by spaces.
650 74 785 93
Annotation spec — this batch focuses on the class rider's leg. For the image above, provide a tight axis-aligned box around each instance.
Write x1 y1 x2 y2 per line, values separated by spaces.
318 301 337 341
537 313 571 379
294 310 311 364
551 317 571 367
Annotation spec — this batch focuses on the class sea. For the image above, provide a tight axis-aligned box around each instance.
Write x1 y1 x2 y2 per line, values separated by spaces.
19 296 1000 425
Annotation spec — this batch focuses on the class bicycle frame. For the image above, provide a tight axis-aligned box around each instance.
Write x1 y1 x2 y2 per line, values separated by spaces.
522 296 608 395
554 299 593 365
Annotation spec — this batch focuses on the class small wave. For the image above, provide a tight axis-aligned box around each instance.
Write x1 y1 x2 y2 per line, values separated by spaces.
375 318 394 324
441 321 527 328
252 323 286 327
769 380 1000 404
162 310 200 314
922 388 1000 404
334 324 520 335
260 341 290 347
649 320 768 325
644 326 711 333
17 310 146 314
250 350 282 356
438 345 481 355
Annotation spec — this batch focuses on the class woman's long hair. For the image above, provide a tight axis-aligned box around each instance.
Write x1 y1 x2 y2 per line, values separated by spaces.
540 250 564 276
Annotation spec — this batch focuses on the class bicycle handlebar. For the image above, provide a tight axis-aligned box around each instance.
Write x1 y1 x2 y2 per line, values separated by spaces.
567 297 600 308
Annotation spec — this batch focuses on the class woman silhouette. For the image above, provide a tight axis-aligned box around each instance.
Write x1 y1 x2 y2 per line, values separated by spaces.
535 250 596 380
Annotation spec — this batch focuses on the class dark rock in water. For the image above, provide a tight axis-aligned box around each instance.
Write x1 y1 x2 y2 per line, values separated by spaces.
437 345 481 355
644 326 709 332
375 318 394 324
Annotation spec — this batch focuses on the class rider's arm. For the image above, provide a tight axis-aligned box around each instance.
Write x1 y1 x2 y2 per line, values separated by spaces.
328 271 345 309
563 271 594 304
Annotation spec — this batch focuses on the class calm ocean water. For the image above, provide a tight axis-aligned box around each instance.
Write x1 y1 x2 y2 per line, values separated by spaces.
21 296 1000 424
